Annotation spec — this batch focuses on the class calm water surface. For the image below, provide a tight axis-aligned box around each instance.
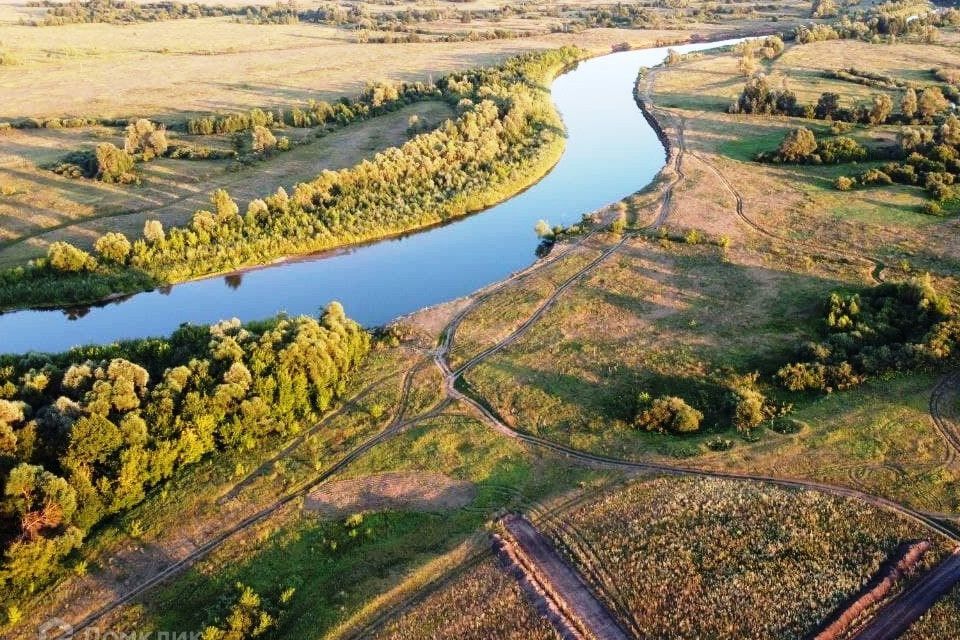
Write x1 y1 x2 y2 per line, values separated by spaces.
0 38 743 353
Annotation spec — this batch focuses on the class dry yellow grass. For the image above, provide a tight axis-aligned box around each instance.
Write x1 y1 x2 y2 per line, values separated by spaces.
0 100 454 266
0 14 733 119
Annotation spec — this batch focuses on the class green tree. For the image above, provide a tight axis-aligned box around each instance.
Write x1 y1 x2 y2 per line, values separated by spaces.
143 219 165 243
868 94 893 125
93 143 136 183
250 125 277 154
634 395 703 434
534 219 553 238
212 189 240 223
901 88 918 121
200 583 275 640
918 87 948 122
4 464 77 539
941 114 960 146
815 92 841 120
811 0 837 17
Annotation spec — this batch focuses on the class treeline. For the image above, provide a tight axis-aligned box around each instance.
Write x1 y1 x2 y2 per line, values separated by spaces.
184 80 440 135
0 303 368 603
777 276 958 392
826 67 919 91
47 79 438 185
731 75 955 123
30 0 299 26
0 48 582 310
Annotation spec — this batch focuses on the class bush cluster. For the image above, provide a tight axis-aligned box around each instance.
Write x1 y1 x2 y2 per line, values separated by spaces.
0 303 368 599
759 127 868 164
777 276 958 392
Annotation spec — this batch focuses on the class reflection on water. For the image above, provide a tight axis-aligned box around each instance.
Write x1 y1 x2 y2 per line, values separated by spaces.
0 38 744 354
224 274 244 290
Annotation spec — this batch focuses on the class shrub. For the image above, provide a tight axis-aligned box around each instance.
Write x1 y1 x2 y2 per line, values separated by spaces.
124 119 168 161
776 127 818 162
770 417 806 434
634 394 703 434
923 201 944 216
683 229 703 245
835 176 856 191
93 143 136 183
249 125 277 154
143 219 165 243
818 136 867 164
860 168 893 186
777 276 955 392
46 242 95 273
731 75 799 116
94 232 132 264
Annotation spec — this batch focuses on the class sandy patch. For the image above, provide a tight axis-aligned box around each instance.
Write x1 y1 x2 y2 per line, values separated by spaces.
305 471 476 516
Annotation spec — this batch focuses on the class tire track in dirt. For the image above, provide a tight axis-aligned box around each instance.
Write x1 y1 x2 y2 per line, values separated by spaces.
496 514 632 640
217 365 412 505
929 369 960 469
65 394 452 637
687 149 886 284
849 548 960 640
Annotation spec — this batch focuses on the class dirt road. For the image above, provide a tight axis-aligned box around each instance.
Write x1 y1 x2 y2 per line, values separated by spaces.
850 548 960 640
499 514 631 640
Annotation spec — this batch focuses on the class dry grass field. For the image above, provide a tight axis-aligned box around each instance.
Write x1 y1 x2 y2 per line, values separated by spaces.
547 475 954 639
371 559 559 640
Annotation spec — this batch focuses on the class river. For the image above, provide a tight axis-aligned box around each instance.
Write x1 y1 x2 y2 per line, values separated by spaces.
0 37 744 354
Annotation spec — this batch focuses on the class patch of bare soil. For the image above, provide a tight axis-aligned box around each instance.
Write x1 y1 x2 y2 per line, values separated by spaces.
305 471 476 516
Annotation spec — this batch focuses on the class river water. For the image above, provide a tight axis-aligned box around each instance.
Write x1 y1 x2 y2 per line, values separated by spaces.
0 38 743 354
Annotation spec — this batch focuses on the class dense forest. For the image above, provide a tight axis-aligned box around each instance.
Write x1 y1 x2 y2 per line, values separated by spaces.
0 303 369 606
0 47 582 309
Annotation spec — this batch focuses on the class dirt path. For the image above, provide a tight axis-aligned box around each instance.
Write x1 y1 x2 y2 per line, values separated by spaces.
687 149 886 284
496 514 631 640
929 370 960 470
849 549 960 640
64 390 452 638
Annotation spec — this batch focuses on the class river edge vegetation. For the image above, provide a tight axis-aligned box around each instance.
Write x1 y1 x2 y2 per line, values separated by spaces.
6 2 960 639
0 302 368 610
0 47 582 310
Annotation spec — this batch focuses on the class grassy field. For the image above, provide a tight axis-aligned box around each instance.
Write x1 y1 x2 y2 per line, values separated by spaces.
86 412 604 640
548 475 954 639
371 558 559 640
446 33 960 518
